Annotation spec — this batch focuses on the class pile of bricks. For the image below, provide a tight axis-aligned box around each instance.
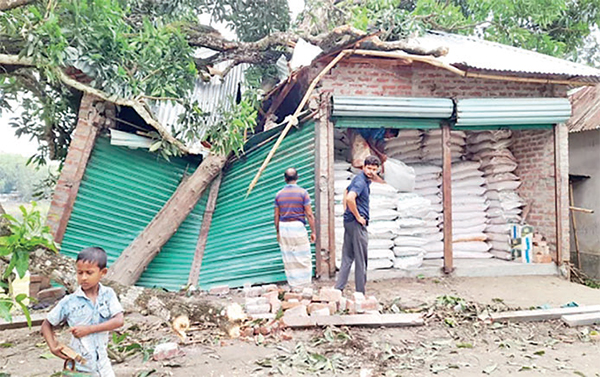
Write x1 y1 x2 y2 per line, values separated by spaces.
532 233 553 263
243 285 380 322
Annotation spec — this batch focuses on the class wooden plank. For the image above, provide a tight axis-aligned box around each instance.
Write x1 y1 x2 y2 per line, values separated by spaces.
441 122 453 273
283 313 424 328
570 206 594 214
491 305 600 323
0 313 46 330
188 173 222 286
314 113 324 278
326 96 337 278
561 312 600 327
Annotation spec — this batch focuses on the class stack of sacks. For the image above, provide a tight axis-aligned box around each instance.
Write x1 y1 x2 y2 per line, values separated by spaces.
410 164 444 259
467 130 524 260
394 193 439 268
366 182 401 270
384 129 423 164
334 160 354 269
448 160 492 258
420 129 466 165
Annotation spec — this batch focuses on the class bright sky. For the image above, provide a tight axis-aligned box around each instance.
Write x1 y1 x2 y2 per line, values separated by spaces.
0 112 38 157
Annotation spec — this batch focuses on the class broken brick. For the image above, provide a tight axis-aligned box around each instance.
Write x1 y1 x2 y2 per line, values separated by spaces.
284 292 302 301
153 343 181 361
246 297 269 306
281 301 302 310
308 303 329 314
301 287 314 299
263 284 278 292
208 285 229 296
355 296 378 313
245 286 264 298
311 308 330 317
246 304 271 315
319 288 342 302
284 304 308 317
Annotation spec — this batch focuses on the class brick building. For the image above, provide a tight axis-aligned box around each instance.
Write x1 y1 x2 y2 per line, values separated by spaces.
47 31 600 290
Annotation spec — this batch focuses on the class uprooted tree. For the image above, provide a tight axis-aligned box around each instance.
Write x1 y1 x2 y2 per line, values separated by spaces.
1 0 600 294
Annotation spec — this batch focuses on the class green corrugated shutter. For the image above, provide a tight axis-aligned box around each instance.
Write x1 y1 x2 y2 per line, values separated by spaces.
455 98 571 127
332 96 454 118
198 123 315 289
334 117 442 129
60 137 207 291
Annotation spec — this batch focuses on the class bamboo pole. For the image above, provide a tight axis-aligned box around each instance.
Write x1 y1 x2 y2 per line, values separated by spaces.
569 183 581 270
246 50 349 196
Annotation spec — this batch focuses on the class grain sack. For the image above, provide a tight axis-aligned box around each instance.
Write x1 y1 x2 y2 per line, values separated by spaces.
394 255 424 270
383 158 416 192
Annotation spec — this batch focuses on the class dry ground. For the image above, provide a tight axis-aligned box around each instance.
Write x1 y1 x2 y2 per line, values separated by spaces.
1 276 600 377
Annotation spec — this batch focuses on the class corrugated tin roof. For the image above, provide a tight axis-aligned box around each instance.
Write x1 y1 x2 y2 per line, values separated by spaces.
150 61 247 154
411 31 600 82
567 85 600 132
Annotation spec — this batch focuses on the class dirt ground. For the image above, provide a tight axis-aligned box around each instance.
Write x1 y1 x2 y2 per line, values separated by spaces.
1 276 600 377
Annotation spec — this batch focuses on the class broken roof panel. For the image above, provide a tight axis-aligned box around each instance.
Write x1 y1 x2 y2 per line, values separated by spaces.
412 31 600 83
567 85 600 132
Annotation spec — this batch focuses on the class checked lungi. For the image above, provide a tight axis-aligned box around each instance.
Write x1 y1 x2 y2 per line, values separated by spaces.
278 220 312 288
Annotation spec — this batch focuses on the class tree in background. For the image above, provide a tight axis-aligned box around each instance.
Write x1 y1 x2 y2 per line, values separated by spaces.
0 154 55 200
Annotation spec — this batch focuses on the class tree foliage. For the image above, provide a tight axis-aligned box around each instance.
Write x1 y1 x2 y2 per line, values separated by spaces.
301 0 600 59
0 154 56 200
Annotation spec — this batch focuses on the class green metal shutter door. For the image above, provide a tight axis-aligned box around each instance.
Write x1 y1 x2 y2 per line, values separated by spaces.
60 137 207 291
455 98 571 127
198 123 315 290
332 96 453 118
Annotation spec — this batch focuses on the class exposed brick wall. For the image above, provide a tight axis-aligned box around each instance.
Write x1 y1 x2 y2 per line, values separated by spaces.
512 130 557 253
314 60 568 99
46 94 115 244
311 57 570 258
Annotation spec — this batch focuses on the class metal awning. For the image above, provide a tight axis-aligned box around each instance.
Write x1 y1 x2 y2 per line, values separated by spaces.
332 96 453 119
456 98 571 127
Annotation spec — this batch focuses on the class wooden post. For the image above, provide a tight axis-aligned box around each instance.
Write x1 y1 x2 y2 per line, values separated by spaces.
188 174 222 286
569 182 581 270
326 99 336 278
314 92 334 278
441 122 454 273
554 123 570 270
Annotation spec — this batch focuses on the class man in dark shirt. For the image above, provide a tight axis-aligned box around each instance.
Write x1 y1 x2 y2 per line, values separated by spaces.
275 168 316 288
335 155 381 294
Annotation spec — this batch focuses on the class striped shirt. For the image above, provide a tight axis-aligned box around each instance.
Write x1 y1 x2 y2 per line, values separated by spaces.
275 184 311 223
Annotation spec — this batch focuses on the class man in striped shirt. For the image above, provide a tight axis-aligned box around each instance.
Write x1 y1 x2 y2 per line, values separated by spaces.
274 168 316 287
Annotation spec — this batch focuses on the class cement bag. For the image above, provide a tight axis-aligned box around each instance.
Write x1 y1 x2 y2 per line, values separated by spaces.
452 211 488 222
396 218 426 228
350 132 373 168
370 182 399 197
452 176 486 189
397 206 431 219
394 255 424 270
422 241 444 252
487 180 521 191
385 137 420 149
383 158 416 192
415 172 441 182
422 145 464 156
485 172 519 183
334 161 351 171
453 203 489 213
387 149 421 161
453 241 491 253
423 135 467 147
393 246 426 257
423 194 442 204
452 160 481 173
467 130 512 145
488 216 509 224
451 169 483 181
393 235 429 247
486 232 510 243
397 129 423 139
371 209 399 221
410 164 442 176
368 221 398 239
369 239 394 249
482 163 518 175
335 204 344 216
368 249 395 260
486 224 511 234
334 180 349 195
452 185 487 197
371 196 398 210
368 258 394 270
414 186 439 197
452 217 488 229
476 149 516 161
414 178 441 190
423 232 443 242
334 194 344 203
396 193 431 208
454 233 488 243
397 226 439 236
426 129 466 138
489 240 511 252
424 251 443 259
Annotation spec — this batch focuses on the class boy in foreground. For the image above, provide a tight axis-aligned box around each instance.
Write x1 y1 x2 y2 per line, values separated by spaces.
41 247 124 377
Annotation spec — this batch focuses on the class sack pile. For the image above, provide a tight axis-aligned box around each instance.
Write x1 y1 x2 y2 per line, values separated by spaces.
409 164 444 259
447 160 492 258
467 130 525 260
384 130 423 164
420 129 466 165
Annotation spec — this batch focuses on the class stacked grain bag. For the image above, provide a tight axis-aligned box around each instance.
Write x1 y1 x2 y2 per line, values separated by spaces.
421 129 466 165
449 160 492 258
410 164 444 259
466 130 524 260
384 129 423 164
366 182 401 270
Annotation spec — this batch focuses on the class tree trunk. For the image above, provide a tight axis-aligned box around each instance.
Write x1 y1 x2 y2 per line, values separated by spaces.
1 248 235 331
106 153 229 285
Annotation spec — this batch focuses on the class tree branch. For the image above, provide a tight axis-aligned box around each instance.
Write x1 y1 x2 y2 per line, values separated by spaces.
0 0 33 12
0 53 192 155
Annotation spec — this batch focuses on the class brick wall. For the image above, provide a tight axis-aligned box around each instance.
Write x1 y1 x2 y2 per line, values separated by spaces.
311 57 569 257
512 130 557 253
47 94 115 244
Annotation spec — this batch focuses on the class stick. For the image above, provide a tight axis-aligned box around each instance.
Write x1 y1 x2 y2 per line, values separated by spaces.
246 50 349 196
